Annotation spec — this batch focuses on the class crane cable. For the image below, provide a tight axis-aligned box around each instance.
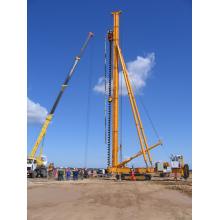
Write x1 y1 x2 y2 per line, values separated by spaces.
84 42 94 168
133 86 168 156
139 98 161 141
129 77 161 141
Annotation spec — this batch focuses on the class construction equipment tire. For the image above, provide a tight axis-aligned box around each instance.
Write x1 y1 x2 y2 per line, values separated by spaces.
183 164 189 179
145 174 151 181
160 173 165 177
31 171 37 178
41 169 47 178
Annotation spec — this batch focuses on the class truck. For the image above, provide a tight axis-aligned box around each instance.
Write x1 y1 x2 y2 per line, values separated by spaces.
155 155 190 179
27 156 47 178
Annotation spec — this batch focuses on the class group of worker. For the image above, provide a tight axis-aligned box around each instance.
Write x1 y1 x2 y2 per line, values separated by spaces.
55 168 89 181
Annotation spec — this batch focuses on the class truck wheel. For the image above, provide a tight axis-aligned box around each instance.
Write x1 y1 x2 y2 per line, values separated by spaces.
145 174 151 181
183 164 189 179
41 169 47 178
31 171 37 178
160 173 165 177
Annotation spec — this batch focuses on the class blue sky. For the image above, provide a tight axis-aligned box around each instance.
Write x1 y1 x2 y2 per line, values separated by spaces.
27 0 192 168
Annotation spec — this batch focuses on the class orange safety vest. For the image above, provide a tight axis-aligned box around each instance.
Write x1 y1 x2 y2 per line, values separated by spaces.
131 170 136 181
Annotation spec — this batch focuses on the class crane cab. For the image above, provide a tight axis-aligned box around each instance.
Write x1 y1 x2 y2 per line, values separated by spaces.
27 158 37 178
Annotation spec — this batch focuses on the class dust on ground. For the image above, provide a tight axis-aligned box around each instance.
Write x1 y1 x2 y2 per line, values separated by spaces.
28 178 192 220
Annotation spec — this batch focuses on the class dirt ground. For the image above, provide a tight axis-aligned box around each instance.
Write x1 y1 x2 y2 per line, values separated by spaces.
27 178 192 220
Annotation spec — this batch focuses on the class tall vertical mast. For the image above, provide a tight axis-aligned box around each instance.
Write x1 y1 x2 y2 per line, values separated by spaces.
107 11 162 173
112 11 121 167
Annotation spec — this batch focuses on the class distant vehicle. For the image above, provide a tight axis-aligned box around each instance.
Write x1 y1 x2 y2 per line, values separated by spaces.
97 169 106 177
155 161 171 177
154 155 190 179
170 154 189 179
27 155 48 178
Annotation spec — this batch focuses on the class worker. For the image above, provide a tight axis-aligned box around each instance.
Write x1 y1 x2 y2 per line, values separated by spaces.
75 168 79 180
63 168 66 180
73 168 79 180
79 169 84 180
84 169 88 178
66 168 71 180
131 169 136 181
72 169 76 180
53 168 57 179
58 169 61 181
58 169 64 181
88 169 92 177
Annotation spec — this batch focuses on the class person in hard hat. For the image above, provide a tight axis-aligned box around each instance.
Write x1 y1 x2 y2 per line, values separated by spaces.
131 169 136 181
72 168 76 180
75 168 79 180
79 169 84 180
53 168 57 179
73 168 79 180
66 168 71 180
84 169 88 178
58 169 64 181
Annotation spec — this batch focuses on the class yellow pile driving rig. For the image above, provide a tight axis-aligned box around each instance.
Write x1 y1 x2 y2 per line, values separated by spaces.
105 11 162 180
105 11 189 180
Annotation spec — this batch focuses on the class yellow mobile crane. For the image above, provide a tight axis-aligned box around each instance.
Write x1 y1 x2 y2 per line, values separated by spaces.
27 32 93 178
105 11 162 180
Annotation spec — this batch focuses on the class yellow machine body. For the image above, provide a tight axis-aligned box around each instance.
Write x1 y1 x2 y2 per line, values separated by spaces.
28 114 53 166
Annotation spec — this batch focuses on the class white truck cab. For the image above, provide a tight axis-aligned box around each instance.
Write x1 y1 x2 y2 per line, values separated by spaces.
27 156 48 178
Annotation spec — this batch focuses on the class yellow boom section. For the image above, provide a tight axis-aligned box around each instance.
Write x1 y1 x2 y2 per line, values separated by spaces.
116 140 162 168
116 43 151 166
29 114 53 158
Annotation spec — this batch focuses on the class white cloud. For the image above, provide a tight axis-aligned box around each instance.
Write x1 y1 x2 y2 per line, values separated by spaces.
93 53 155 96
27 97 48 124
